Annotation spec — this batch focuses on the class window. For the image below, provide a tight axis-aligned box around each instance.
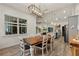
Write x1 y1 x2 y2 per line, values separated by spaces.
5 15 27 35
19 18 27 34
48 27 53 32
5 15 17 35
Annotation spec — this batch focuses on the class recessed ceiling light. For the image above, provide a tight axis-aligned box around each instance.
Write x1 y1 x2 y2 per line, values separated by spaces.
64 16 67 19
56 18 58 20
51 22 53 25
44 20 47 22
64 10 66 13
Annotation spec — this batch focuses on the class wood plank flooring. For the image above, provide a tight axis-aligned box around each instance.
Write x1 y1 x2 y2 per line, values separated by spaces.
0 45 20 56
50 37 71 56
0 36 72 56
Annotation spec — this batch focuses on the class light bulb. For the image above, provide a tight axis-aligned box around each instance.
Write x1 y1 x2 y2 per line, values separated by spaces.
56 18 58 20
64 16 67 19
51 22 53 25
64 10 66 13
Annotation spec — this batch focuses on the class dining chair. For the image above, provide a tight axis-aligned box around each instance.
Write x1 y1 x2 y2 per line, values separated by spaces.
34 35 48 56
47 33 54 52
47 34 51 52
20 38 30 56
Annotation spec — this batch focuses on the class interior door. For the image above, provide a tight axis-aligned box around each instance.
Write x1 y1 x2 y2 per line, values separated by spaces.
62 26 64 36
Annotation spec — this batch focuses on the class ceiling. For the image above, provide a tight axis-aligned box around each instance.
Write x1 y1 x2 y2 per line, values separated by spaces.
1 3 75 13
0 3 77 24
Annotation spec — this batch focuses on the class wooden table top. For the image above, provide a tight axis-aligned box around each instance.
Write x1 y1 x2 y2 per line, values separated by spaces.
24 33 53 46
70 39 79 47
24 35 43 45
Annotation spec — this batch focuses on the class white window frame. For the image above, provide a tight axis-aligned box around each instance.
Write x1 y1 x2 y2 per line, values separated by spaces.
5 15 27 35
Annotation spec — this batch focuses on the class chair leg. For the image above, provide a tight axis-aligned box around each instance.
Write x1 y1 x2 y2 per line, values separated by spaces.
21 51 23 56
34 48 36 55
22 51 25 56
46 46 48 55
42 49 44 56
50 43 52 52
50 39 53 52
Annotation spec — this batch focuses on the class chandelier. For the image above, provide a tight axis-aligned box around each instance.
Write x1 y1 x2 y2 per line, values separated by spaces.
28 4 43 17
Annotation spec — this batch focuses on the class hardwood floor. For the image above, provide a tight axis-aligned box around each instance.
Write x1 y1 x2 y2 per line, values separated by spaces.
0 36 72 56
50 37 72 56
0 45 20 56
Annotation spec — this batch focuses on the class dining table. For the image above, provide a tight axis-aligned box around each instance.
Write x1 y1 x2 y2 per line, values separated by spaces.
24 33 54 56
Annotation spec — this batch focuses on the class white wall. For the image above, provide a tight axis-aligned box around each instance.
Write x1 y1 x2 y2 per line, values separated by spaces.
0 5 36 49
75 4 79 30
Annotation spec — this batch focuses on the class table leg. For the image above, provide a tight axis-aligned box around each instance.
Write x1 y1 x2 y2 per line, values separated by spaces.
30 46 34 56
73 47 76 56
